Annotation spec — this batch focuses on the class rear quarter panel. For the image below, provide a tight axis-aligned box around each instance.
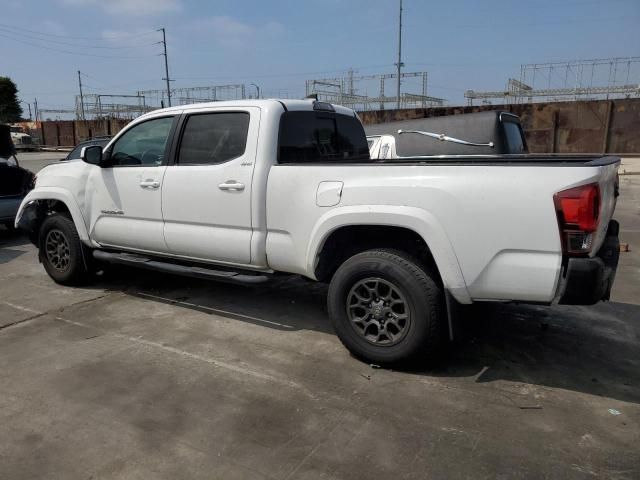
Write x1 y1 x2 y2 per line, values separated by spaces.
266 163 613 303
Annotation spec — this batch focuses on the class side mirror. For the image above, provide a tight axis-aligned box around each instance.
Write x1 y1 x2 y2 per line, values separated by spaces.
81 145 102 165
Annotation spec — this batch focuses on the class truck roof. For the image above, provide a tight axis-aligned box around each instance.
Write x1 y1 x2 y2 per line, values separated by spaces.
138 99 356 121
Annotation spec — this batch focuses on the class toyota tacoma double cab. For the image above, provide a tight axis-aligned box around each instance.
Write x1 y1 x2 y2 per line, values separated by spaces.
15 99 620 365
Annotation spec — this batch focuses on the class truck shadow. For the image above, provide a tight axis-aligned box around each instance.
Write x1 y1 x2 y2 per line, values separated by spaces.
108 268 331 333
430 301 640 405
102 268 640 405
0 228 29 264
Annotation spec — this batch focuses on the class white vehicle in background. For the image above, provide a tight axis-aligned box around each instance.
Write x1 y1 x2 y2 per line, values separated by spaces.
9 125 34 151
15 99 621 366
367 134 396 160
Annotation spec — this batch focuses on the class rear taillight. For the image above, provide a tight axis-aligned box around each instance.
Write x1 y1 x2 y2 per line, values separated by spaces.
554 183 600 255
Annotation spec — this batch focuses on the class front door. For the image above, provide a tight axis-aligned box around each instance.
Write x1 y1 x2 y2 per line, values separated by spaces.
161 107 259 265
88 115 176 253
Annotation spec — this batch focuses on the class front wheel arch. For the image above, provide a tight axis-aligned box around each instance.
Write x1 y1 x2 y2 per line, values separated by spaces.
18 199 78 246
17 189 90 243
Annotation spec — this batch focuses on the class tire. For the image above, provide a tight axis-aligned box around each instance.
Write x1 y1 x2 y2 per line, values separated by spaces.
328 249 445 366
39 214 93 286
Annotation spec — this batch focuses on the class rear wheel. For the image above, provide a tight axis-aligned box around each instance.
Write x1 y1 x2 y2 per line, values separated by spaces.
40 214 93 285
328 249 446 366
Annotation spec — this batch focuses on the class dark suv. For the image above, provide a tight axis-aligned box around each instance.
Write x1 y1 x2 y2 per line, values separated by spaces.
62 136 112 161
0 125 35 230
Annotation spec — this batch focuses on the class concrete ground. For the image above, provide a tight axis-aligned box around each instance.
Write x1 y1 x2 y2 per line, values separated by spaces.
0 155 638 479
15 151 69 174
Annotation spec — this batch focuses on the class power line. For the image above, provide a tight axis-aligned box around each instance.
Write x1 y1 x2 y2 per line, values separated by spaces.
172 64 397 82
0 22 157 41
0 26 156 49
403 15 638 31
0 32 155 59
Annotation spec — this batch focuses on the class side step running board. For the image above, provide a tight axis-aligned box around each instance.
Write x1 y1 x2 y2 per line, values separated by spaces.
93 250 270 285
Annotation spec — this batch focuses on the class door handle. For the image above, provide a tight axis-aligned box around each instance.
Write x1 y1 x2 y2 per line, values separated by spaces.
218 181 245 191
140 180 160 189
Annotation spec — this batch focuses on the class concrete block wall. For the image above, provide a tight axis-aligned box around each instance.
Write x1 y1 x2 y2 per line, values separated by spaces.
36 98 640 154
360 98 640 155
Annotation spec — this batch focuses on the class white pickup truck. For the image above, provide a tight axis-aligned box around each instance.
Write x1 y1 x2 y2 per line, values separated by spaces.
16 99 621 365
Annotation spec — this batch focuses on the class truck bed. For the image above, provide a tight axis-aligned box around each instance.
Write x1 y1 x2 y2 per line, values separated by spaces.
375 154 621 167
266 157 620 305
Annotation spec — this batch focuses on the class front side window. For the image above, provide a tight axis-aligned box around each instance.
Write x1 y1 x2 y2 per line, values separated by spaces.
178 112 250 165
278 112 370 164
109 117 174 166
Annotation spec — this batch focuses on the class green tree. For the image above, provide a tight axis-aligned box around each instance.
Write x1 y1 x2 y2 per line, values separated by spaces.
0 77 23 123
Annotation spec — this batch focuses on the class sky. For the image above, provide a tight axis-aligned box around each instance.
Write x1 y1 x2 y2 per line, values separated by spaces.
1 0 639 118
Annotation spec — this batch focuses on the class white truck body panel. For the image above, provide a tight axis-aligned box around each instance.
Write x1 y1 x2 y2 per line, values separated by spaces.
16 99 620 306
266 162 617 304
161 106 261 264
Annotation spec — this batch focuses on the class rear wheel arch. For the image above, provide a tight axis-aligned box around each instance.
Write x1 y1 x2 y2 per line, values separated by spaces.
308 209 471 304
314 224 440 282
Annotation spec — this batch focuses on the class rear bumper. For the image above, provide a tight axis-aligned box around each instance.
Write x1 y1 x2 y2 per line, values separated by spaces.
556 220 620 305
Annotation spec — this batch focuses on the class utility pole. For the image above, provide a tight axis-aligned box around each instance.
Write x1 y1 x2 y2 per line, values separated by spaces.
395 0 404 110
159 27 172 107
19 101 32 120
77 70 86 120
34 98 38 122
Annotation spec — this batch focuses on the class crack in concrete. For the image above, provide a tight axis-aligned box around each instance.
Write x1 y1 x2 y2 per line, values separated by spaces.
0 311 48 330
0 292 115 332
54 315 320 401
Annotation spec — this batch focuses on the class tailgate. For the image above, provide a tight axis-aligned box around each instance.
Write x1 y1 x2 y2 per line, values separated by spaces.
591 160 620 256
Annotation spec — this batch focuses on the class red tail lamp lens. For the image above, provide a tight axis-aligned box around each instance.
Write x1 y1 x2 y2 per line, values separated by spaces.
554 183 600 233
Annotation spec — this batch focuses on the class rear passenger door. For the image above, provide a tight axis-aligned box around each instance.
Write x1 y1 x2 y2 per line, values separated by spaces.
161 107 259 265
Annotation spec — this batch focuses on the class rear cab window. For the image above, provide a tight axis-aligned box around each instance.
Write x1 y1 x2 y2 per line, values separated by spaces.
278 111 370 164
177 112 250 165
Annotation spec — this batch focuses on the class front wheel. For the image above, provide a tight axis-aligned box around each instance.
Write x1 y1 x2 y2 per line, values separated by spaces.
327 249 446 366
39 214 93 286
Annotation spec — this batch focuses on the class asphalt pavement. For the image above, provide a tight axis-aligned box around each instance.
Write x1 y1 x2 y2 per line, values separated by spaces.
16 151 69 173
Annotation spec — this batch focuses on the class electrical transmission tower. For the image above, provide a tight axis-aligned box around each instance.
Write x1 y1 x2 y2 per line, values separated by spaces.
306 71 445 111
465 57 640 105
